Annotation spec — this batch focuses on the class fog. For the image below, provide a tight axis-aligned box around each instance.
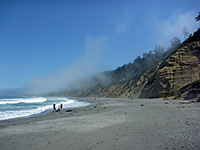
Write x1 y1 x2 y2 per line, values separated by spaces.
18 36 109 95
0 10 198 97
153 11 198 47
183 26 190 39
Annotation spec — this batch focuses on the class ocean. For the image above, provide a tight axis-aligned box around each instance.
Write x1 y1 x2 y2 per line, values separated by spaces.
0 97 90 121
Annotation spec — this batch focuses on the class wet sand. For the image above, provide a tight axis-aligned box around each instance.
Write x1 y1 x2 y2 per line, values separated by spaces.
0 98 200 150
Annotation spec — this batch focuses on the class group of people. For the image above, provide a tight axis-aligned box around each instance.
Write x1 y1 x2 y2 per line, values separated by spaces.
53 103 63 112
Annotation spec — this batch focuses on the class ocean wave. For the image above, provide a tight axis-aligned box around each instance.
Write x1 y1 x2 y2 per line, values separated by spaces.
0 97 47 105
0 97 91 121
0 99 76 120
0 104 52 120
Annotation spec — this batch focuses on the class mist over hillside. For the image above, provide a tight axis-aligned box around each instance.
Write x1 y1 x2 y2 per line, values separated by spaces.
1 13 199 99
48 34 184 98
46 27 200 100
2 27 199 100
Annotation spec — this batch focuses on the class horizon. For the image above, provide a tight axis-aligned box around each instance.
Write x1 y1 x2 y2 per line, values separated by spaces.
0 0 199 95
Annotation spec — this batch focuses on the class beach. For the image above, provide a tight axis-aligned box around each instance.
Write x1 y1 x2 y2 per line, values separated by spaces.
0 98 200 150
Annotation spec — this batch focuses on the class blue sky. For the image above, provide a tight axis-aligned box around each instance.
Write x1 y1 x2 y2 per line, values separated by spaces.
0 0 199 94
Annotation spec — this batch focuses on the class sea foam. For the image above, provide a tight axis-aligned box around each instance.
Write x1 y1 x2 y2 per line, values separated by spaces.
0 97 89 121
0 104 52 120
0 97 47 105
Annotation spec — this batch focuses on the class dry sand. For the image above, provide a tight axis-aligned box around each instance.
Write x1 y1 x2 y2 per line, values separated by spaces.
0 98 200 150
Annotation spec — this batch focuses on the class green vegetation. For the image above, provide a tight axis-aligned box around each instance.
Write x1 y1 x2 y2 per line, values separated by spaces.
195 12 200 22
50 25 200 100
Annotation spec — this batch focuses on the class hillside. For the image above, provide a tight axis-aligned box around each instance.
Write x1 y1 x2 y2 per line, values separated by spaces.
51 29 200 100
140 29 200 99
59 45 175 98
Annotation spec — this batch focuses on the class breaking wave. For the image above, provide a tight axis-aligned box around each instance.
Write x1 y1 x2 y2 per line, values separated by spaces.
0 97 90 121
0 97 47 105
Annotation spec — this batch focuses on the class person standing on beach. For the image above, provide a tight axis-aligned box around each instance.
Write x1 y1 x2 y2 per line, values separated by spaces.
53 104 56 112
60 103 63 110
58 105 61 112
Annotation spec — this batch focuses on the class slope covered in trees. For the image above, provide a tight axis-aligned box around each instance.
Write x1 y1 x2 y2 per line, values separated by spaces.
49 14 200 100
52 36 182 98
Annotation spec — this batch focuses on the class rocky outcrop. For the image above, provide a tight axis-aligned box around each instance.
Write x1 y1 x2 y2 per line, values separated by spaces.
177 79 200 100
140 29 200 99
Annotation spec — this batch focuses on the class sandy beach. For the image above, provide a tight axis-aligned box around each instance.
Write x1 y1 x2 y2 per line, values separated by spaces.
0 98 200 150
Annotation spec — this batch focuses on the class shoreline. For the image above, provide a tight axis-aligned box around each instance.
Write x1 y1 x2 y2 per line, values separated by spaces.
0 97 92 122
0 98 200 150
0 97 196 128
0 97 102 127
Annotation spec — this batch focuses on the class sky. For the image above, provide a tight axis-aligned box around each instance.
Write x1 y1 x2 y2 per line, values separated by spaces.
0 0 199 95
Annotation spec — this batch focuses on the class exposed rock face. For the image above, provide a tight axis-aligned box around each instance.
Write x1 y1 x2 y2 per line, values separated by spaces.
177 80 200 100
140 29 200 99
67 66 157 98
105 67 156 98
52 29 200 100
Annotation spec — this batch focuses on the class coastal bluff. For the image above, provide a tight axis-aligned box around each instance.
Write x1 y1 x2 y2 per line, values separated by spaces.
140 29 200 99
50 29 200 100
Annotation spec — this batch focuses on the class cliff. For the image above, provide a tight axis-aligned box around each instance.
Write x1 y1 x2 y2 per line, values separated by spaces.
140 29 200 99
51 29 200 100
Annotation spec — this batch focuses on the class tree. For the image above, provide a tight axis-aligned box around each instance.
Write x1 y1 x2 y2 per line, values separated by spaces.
195 12 200 22
183 26 189 39
154 45 164 55
170 37 180 50
142 52 149 59
134 56 142 63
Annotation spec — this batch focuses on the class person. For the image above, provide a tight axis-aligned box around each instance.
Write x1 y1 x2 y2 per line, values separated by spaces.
57 105 61 112
53 104 56 112
60 103 63 110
